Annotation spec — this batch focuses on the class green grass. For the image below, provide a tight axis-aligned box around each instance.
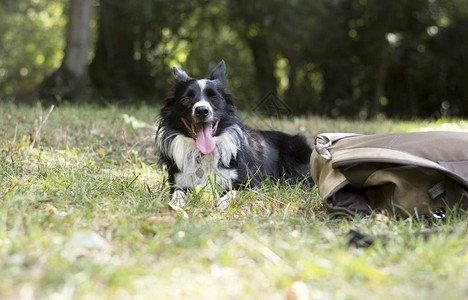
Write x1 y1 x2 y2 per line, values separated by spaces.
1 102 468 299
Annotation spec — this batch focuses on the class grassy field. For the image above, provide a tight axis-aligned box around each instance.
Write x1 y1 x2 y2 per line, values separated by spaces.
1 102 468 299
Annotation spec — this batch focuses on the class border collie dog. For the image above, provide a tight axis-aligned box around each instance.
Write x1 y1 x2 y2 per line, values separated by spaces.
155 60 313 208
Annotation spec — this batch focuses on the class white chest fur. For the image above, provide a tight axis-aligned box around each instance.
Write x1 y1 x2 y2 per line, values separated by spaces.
167 126 243 189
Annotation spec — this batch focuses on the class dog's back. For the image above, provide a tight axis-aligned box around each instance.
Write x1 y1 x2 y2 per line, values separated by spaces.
241 129 313 188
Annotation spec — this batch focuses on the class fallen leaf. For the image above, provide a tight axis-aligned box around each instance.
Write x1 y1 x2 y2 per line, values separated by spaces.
140 216 158 235
96 148 106 155
140 215 177 235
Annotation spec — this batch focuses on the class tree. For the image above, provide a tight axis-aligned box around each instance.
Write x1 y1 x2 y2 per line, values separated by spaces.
38 0 94 102
3 0 467 117
227 0 279 100
89 0 154 100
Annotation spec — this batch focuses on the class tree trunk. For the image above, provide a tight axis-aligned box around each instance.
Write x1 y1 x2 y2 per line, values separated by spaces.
89 0 153 100
406 68 418 117
38 0 93 102
285 53 297 113
247 35 278 100
370 51 388 118
63 0 93 79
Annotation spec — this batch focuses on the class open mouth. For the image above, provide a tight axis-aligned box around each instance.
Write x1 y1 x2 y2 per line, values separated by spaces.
181 118 220 155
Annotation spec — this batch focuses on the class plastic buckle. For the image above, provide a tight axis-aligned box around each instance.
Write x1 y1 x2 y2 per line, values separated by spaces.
315 134 332 160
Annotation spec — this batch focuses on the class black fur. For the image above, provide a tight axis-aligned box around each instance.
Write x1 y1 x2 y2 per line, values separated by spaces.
155 60 313 193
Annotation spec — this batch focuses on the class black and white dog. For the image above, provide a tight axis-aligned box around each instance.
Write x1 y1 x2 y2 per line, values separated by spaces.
155 61 313 208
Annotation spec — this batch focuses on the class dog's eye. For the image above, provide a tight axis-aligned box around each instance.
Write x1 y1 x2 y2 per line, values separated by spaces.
210 96 219 101
181 96 191 103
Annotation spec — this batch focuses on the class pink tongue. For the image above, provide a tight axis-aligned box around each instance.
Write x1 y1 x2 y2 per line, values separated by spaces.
195 123 215 155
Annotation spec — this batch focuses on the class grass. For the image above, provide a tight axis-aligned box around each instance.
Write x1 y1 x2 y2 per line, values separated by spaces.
1 101 468 299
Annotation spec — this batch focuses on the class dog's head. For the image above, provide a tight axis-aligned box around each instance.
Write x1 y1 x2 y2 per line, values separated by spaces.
160 60 237 155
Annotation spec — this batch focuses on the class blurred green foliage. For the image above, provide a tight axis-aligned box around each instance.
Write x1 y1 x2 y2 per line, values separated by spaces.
0 0 67 95
1 0 468 118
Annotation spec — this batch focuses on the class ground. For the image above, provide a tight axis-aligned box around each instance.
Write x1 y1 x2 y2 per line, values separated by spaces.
1 102 467 299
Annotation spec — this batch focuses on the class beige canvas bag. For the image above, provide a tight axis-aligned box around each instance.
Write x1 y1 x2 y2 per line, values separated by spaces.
310 132 468 217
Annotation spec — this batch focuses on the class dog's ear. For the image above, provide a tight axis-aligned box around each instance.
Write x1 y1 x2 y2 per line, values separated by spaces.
173 65 190 82
209 60 227 86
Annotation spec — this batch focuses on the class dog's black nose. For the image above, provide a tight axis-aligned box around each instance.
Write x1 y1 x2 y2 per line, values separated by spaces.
195 106 210 117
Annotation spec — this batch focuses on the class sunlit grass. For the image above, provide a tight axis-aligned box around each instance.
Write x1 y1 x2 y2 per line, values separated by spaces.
0 102 467 299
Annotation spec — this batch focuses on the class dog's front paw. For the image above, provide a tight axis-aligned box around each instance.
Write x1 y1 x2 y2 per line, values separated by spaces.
168 190 190 209
216 190 238 210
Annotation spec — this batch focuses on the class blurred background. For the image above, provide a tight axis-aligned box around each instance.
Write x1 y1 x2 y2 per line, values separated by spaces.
1 0 467 118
